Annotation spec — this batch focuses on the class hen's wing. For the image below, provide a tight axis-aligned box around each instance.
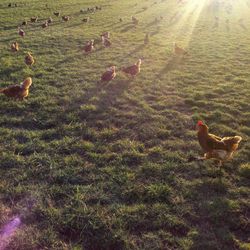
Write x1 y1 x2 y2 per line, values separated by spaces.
207 133 227 150
101 71 113 81
2 85 21 97
221 136 242 151
123 65 137 74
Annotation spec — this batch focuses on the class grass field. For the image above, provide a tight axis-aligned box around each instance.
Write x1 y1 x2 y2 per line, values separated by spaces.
0 0 250 249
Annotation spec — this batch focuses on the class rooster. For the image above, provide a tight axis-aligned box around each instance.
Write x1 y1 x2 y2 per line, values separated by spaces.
11 42 19 52
18 27 25 37
101 36 111 47
122 59 142 77
173 42 188 55
132 16 139 25
190 121 242 167
25 52 35 66
84 40 94 53
0 77 32 100
101 66 116 82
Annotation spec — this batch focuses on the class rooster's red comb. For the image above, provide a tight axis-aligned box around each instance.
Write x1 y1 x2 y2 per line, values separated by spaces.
197 120 203 126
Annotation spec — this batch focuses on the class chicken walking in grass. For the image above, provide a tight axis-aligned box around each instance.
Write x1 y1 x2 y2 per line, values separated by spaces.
101 66 116 82
0 77 32 100
30 16 38 23
48 17 53 24
101 35 111 47
25 52 35 66
122 59 142 78
62 15 70 21
82 17 90 23
189 121 242 168
11 42 19 52
54 12 60 17
42 21 48 28
84 40 94 53
18 27 25 37
173 42 188 55
101 32 110 39
132 16 139 25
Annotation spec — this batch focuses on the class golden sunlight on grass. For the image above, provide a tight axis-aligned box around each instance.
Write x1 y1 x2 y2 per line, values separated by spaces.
172 0 207 47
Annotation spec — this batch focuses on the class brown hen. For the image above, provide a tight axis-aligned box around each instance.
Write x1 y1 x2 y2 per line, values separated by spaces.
0 77 32 100
101 66 116 82
122 59 141 77
196 120 242 166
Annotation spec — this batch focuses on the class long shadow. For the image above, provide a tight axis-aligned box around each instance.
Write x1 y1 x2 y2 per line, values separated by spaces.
2 25 19 31
154 56 183 80
239 22 247 31
65 78 131 123
225 20 230 32
213 20 219 29
146 20 159 28
135 9 147 14
186 176 244 249
120 24 136 33
104 21 128 30
127 44 146 57
0 66 23 81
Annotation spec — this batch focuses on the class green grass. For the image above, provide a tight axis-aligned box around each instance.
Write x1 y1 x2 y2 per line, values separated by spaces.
0 0 250 249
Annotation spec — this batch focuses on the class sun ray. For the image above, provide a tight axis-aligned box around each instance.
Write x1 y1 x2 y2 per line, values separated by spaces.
170 0 208 48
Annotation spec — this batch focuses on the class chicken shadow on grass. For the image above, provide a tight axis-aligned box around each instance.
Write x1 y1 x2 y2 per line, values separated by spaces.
185 177 243 249
239 22 247 31
154 55 184 80
66 78 131 123
105 21 130 30
135 9 147 14
120 24 137 33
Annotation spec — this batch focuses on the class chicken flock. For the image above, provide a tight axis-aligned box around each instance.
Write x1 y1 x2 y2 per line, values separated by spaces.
1 1 244 172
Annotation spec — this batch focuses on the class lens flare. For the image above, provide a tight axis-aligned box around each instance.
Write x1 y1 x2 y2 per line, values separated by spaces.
0 217 21 250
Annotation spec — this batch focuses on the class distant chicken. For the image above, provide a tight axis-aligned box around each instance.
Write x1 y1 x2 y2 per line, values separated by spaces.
132 16 139 25
122 59 142 77
48 17 53 24
54 12 60 17
42 21 48 28
30 16 38 23
25 52 35 66
82 17 90 22
101 66 116 82
194 120 242 167
22 21 27 26
101 31 110 39
18 27 25 37
62 15 70 21
173 42 188 55
84 40 94 53
11 42 19 52
0 77 32 100
144 33 149 44
101 36 111 47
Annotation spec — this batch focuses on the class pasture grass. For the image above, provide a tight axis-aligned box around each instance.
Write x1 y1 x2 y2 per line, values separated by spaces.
0 0 249 249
